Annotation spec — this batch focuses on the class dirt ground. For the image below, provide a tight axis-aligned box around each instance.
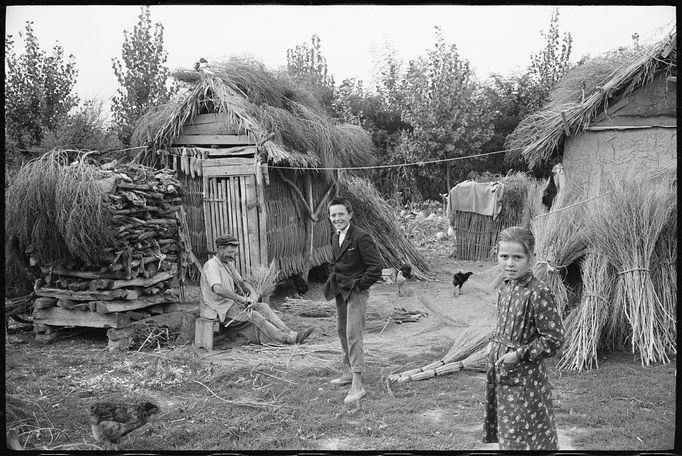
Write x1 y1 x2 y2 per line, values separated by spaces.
201 247 577 450
7 235 676 450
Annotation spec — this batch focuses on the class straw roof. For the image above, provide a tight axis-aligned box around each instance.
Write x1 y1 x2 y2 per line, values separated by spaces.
506 26 676 169
131 57 375 173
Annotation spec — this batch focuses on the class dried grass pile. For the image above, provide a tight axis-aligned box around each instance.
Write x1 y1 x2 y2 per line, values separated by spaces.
582 167 676 366
338 173 429 277
5 150 106 266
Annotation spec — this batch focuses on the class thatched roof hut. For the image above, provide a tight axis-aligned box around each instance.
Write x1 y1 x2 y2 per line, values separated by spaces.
132 57 428 281
506 26 676 197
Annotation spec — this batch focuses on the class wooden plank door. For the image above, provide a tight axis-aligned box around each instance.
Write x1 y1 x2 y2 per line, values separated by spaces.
203 174 265 276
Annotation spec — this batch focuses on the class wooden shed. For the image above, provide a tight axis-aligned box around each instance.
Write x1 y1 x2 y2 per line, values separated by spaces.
132 58 427 281
507 27 677 197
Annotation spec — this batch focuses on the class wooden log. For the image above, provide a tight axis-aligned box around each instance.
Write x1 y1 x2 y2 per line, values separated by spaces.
141 287 161 295
33 297 58 310
94 295 170 313
116 182 156 191
88 278 115 291
109 271 174 289
33 307 130 329
124 310 150 321
56 298 91 311
148 305 164 315
35 287 132 301
161 302 199 314
56 278 73 289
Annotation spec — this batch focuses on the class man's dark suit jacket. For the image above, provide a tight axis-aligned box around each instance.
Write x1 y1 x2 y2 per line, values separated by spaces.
323 223 383 301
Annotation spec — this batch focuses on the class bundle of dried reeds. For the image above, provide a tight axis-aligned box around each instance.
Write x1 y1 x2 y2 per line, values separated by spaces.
531 184 587 313
584 167 676 366
339 174 429 277
246 259 280 300
388 319 493 382
392 347 488 383
557 251 614 371
651 213 677 343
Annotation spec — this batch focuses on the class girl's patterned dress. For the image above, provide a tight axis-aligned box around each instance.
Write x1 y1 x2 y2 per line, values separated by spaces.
482 271 564 450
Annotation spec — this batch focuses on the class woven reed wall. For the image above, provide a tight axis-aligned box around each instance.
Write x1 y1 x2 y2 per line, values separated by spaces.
178 173 208 267
452 206 525 261
264 170 333 277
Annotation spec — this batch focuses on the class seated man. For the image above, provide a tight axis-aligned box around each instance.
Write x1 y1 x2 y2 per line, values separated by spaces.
200 234 314 345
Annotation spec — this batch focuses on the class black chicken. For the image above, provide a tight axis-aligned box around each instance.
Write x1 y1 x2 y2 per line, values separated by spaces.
90 401 159 444
452 271 473 297
291 273 310 298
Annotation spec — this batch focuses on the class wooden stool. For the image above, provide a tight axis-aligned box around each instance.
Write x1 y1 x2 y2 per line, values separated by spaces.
194 317 217 350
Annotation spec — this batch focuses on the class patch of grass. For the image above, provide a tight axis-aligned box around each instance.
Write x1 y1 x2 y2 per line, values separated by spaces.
551 351 676 450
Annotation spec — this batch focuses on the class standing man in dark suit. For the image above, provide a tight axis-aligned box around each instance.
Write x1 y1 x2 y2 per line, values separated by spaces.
323 197 383 404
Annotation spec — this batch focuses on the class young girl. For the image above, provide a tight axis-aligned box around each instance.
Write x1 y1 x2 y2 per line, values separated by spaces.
483 226 564 450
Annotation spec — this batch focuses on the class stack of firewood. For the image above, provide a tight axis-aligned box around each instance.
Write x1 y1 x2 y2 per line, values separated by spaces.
31 164 193 341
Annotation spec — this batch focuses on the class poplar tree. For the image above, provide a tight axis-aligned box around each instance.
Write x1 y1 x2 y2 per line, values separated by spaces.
111 6 173 145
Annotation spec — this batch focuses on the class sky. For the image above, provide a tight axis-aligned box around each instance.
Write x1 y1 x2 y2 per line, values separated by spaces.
5 5 676 105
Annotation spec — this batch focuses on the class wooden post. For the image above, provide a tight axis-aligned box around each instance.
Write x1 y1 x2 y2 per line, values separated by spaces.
302 173 314 282
256 161 269 268
177 312 198 345
446 162 452 196
194 317 215 350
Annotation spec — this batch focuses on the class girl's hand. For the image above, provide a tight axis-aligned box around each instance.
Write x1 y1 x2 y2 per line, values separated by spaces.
495 350 520 365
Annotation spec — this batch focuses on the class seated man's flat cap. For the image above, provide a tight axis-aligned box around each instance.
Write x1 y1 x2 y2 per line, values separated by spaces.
215 234 239 247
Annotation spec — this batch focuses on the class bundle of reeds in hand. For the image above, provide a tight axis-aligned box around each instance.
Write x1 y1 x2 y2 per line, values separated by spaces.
584 167 676 366
557 251 614 371
246 259 280 301
388 319 494 383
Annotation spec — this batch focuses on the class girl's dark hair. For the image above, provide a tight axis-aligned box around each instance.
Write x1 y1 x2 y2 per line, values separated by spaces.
498 226 535 257
328 197 353 214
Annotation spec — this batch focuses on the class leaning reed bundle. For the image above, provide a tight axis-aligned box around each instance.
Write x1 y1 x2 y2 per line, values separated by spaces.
388 319 493 382
393 347 488 383
651 201 677 345
246 259 279 300
584 167 676 366
339 174 429 276
557 251 614 371
531 185 587 313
